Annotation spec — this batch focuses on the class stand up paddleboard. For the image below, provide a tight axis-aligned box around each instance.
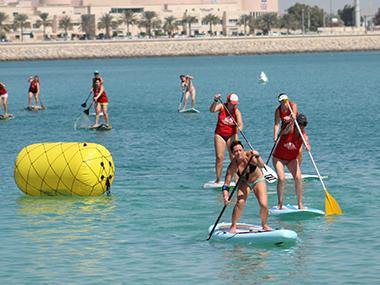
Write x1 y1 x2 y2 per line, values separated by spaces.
285 173 328 181
203 181 236 189
179 108 200 113
90 124 112 131
208 223 297 246
90 112 104 116
270 204 325 219
0 114 14 120
25 105 45 111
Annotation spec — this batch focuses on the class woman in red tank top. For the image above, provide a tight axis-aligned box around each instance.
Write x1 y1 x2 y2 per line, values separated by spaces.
272 114 310 210
28 75 41 108
92 78 110 127
210 93 243 183
0 82 11 118
273 93 298 142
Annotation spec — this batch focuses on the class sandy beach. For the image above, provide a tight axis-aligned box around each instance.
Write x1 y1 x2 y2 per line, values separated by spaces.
1 34 380 61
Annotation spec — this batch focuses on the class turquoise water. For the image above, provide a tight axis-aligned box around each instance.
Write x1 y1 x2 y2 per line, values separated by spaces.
0 52 379 284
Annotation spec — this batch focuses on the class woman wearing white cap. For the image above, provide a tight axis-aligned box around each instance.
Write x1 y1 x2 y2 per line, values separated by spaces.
273 93 298 142
210 93 243 183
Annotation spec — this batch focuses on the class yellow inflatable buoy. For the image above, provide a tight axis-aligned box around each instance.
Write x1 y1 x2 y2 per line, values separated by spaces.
14 142 115 196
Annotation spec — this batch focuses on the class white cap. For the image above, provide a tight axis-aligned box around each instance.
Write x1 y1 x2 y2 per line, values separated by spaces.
227 93 239 105
278 93 288 102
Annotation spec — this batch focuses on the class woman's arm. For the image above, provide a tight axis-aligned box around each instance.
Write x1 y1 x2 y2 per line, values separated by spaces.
274 109 281 141
210 94 222 112
235 109 243 131
222 162 236 205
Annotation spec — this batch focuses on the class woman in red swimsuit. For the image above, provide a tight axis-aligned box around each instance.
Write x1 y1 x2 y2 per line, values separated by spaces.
273 93 298 141
92 78 110 127
210 93 243 183
28 75 40 108
272 113 310 210
0 82 10 118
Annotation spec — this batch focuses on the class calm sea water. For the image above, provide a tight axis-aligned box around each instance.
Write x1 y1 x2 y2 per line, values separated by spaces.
0 52 379 284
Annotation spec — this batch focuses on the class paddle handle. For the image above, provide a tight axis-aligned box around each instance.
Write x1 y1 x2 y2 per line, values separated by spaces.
287 102 327 190
207 154 254 240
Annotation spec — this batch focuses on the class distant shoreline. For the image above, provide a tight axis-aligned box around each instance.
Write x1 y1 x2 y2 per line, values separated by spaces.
1 34 380 61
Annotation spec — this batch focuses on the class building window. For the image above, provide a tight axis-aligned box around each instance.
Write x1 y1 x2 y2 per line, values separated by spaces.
110 8 144 14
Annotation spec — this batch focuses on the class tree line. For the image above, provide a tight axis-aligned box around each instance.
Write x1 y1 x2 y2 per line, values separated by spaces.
1 3 380 41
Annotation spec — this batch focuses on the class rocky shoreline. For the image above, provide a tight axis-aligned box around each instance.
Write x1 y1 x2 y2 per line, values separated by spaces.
1 34 380 61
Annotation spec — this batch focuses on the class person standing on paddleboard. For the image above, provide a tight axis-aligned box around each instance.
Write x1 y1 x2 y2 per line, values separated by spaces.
180 74 196 111
272 113 310 210
0 82 11 118
92 71 104 88
222 141 271 233
28 75 41 109
92 78 110 128
210 93 243 184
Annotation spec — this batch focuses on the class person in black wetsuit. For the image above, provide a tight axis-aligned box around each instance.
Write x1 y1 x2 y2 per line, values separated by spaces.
222 140 271 233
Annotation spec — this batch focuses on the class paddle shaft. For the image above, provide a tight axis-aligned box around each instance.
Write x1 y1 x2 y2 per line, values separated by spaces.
207 154 254 241
286 102 327 190
82 91 93 107
265 125 285 165
84 100 94 115
178 89 185 111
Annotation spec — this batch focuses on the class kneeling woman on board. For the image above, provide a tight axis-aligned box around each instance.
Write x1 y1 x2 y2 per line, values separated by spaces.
92 78 110 127
272 113 310 210
210 93 242 184
222 141 270 233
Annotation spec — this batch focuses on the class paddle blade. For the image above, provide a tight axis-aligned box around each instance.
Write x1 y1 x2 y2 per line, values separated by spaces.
83 108 90 115
324 189 342 215
41 105 46 110
81 103 86 108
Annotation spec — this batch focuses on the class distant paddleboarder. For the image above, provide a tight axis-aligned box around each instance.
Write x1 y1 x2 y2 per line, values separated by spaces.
222 141 271 233
92 78 110 128
272 113 310 210
179 74 196 111
28 75 41 109
0 82 11 118
210 93 242 184
92 70 104 88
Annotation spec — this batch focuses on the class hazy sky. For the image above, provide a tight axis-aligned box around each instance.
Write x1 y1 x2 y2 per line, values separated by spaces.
279 0 380 15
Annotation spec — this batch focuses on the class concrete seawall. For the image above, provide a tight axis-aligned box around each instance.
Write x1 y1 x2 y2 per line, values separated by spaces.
1 34 380 61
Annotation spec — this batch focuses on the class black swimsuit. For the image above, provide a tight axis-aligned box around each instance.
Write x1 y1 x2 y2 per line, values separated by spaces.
237 163 257 180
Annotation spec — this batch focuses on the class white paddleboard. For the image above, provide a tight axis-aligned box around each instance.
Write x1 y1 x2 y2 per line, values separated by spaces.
208 222 297 246
179 107 200 113
270 204 325 218
284 173 328 180
90 112 104 116
203 181 236 189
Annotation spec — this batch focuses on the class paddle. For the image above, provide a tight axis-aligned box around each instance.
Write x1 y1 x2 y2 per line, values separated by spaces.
83 100 94 115
178 89 185 112
286 101 342 215
207 154 255 241
265 124 286 165
218 97 277 183
81 91 93 108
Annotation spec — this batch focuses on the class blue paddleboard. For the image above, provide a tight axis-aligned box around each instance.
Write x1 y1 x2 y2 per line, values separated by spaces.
270 204 325 219
208 222 297 246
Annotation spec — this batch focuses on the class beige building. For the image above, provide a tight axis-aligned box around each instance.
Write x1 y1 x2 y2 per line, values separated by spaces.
0 0 279 41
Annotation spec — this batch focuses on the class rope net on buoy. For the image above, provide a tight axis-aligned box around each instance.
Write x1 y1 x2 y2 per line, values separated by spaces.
14 142 114 196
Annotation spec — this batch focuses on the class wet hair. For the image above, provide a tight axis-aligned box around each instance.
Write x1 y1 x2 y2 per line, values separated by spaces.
296 113 308 127
230 140 244 152
179 75 186 80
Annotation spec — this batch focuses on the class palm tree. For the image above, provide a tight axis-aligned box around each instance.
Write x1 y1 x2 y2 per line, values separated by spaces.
248 16 257 35
120 11 137 36
256 13 278 35
182 15 197 36
81 14 95 39
163 16 178 38
138 11 160 37
59 15 72 39
36 12 52 40
0 12 10 40
202 14 220 35
98 13 118 39
280 14 298 34
13 14 29 41
238 14 250 35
